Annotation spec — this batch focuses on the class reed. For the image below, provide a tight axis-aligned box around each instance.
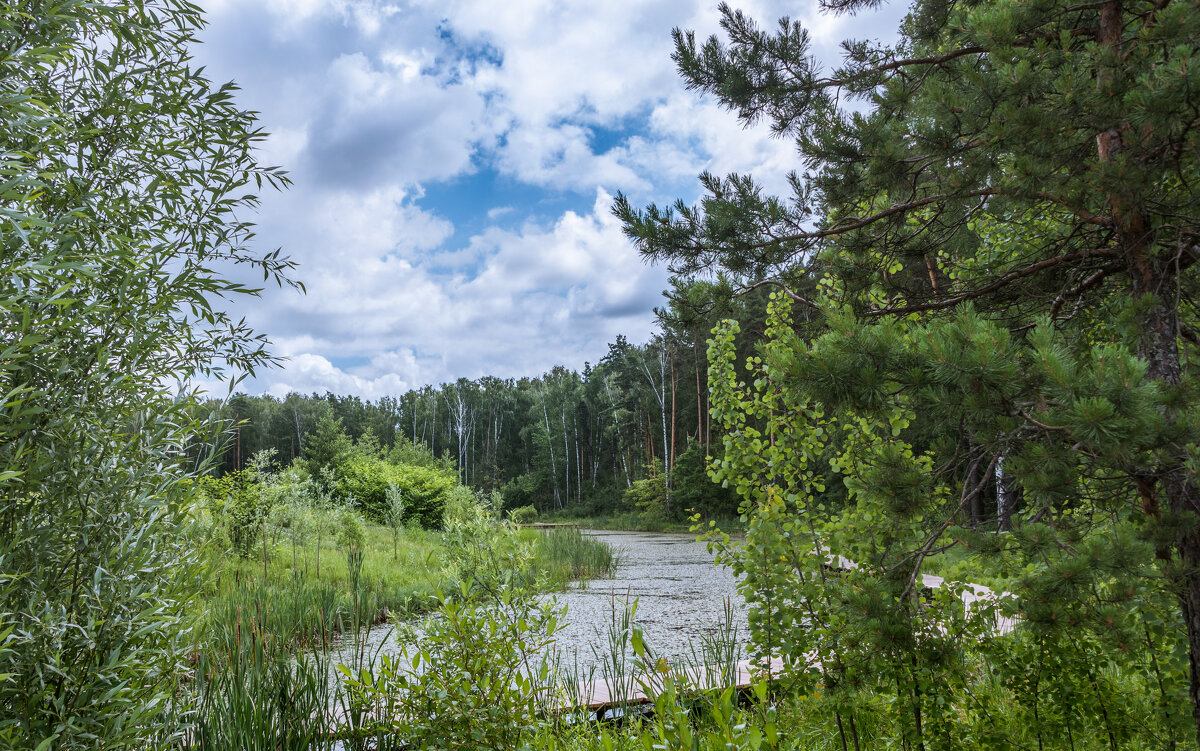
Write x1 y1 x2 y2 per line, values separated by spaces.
191 602 340 750
678 597 743 692
189 577 403 750
532 527 618 589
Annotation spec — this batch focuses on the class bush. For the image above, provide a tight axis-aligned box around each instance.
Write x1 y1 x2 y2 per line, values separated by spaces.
335 456 457 529
344 524 562 749
196 470 267 558
624 459 668 526
0 1 296 744
500 472 541 511
509 505 538 525
387 437 453 472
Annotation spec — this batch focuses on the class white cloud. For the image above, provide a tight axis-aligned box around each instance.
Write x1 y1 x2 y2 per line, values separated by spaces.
428 0 904 197
263 353 416 399
192 0 907 398
242 188 666 396
305 51 491 188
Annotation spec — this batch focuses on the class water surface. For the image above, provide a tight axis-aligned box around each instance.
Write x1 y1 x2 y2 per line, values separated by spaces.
549 530 747 669
332 529 748 672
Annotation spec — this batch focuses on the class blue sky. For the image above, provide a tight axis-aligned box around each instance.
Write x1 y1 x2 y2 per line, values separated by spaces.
193 0 906 399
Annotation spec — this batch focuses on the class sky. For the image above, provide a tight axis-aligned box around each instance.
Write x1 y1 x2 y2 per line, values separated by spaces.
193 0 907 400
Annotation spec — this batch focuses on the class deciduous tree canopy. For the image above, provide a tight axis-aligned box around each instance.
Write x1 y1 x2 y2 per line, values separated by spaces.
0 1 296 745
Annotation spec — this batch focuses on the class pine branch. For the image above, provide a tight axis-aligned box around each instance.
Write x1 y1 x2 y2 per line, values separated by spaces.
865 247 1122 318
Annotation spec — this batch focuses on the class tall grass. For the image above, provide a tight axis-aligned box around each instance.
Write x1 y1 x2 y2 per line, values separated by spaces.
185 508 441 749
547 595 745 725
186 513 623 748
191 622 338 751
680 597 743 692
531 527 618 589
200 512 442 649
189 579 402 749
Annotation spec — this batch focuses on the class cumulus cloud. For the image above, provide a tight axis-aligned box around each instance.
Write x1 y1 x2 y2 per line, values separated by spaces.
305 52 490 189
238 189 665 394
192 0 906 398
262 353 417 400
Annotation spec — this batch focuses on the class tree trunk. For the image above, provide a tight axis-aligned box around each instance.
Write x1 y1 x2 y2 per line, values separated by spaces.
669 356 677 517
561 400 570 507
541 389 561 509
695 342 703 452
1132 255 1200 741
1098 1 1200 735
1092 3 1200 739
995 455 1022 532
964 444 986 527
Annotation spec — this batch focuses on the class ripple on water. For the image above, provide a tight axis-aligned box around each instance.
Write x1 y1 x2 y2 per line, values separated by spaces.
331 529 749 674
546 530 747 671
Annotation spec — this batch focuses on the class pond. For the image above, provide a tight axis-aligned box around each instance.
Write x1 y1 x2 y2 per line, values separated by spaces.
547 529 747 670
332 529 748 673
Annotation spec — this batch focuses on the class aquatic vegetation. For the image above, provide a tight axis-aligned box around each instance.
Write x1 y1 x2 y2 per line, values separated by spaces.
531 527 619 590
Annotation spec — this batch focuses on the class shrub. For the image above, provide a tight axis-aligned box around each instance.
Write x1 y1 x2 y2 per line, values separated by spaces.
344 524 562 749
335 456 457 529
509 504 538 525
500 472 541 511
624 459 668 526
197 470 267 557
0 1 296 743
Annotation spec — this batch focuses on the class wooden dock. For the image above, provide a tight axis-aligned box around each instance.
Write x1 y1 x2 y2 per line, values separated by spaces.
558 657 785 718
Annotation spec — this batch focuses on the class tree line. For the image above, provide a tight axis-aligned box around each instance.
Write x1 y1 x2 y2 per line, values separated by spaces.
202 286 769 522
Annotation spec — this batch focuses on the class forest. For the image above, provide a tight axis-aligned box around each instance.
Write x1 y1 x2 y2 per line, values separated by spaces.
3 0 1200 748
200 289 759 526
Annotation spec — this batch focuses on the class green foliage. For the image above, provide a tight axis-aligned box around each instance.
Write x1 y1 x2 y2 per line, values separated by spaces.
703 294 1193 748
388 435 453 471
201 514 441 649
509 504 539 525
623 459 669 527
502 472 543 511
336 454 457 528
197 468 271 557
669 442 740 521
382 482 406 558
198 330 730 528
0 0 296 745
345 522 564 749
303 416 354 481
619 0 1200 742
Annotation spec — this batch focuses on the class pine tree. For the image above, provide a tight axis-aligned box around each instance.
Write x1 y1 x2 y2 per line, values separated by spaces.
303 416 353 481
619 0 1200 742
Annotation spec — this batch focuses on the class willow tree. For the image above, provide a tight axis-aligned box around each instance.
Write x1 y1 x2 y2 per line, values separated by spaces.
618 0 1200 744
0 2 295 746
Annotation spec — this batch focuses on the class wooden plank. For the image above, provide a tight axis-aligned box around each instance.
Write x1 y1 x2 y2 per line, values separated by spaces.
556 657 786 713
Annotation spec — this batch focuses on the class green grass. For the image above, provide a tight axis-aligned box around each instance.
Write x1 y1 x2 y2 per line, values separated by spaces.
188 510 622 749
198 513 623 648
538 510 747 534
199 514 444 650
528 526 619 590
